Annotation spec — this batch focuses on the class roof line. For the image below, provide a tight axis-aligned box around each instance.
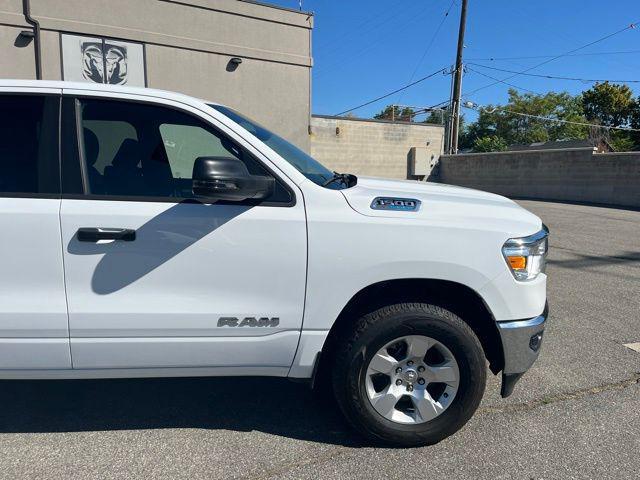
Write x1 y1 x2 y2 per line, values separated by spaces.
236 0 313 16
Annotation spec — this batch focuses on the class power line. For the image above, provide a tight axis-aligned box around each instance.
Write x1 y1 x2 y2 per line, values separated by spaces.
465 50 640 62
315 3 443 79
468 63 640 84
463 21 639 98
463 103 640 132
314 3 407 51
335 67 447 116
466 66 542 95
397 0 457 103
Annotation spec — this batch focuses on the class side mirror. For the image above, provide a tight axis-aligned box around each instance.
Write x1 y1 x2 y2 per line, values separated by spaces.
192 156 274 202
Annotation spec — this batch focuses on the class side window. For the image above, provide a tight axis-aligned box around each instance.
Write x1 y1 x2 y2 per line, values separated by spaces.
0 95 59 195
78 99 291 203
160 124 229 179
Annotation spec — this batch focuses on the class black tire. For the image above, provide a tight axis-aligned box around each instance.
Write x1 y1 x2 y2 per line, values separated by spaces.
332 302 486 447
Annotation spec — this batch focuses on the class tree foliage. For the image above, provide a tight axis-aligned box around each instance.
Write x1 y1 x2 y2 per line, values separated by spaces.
582 82 640 150
371 83 640 152
460 85 640 152
374 105 415 121
460 89 588 150
473 135 508 152
582 82 636 127
374 105 446 124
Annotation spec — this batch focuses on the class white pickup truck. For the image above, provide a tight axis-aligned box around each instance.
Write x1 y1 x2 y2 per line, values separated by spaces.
0 80 548 446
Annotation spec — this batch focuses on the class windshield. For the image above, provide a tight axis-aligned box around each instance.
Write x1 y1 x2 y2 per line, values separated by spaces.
211 104 351 189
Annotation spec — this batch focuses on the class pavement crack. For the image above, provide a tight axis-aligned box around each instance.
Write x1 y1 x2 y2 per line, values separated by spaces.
479 373 640 415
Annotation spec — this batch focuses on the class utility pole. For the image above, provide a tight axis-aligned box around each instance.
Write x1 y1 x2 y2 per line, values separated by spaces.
449 0 468 154
444 65 455 154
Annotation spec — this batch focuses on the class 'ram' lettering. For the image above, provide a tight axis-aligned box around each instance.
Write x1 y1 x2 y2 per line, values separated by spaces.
217 316 280 328
256 317 280 327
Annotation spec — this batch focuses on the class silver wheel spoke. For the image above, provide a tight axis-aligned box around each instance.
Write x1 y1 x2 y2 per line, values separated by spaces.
406 336 432 359
414 391 444 422
371 388 400 418
426 364 458 384
368 352 397 374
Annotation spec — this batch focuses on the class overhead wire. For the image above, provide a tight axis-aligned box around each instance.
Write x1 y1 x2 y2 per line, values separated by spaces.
463 103 640 132
396 0 458 103
465 50 640 62
465 67 544 94
335 67 447 116
468 62 640 84
462 20 639 98
315 2 444 79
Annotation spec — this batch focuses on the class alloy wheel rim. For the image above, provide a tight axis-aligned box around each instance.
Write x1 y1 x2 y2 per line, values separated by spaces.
365 335 460 425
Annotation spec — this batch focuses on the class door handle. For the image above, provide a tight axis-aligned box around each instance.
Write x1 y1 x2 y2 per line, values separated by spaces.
77 228 136 242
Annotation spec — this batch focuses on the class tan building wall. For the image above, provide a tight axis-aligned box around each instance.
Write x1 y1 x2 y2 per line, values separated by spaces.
0 0 313 150
311 115 445 180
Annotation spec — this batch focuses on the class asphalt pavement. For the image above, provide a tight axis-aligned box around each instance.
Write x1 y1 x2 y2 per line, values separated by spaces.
0 200 638 479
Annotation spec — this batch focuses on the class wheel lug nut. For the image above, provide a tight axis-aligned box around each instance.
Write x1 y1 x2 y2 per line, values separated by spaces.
418 378 425 385
407 385 414 392
395 367 402 374
407 361 414 366
418 366 425 372
396 379 402 386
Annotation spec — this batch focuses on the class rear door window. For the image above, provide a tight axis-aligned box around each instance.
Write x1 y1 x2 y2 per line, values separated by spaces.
0 95 59 195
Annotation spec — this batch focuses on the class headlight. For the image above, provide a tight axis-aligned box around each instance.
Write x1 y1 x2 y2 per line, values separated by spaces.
502 225 549 281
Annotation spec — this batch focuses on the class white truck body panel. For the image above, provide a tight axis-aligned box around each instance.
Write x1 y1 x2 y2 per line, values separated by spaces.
0 80 547 382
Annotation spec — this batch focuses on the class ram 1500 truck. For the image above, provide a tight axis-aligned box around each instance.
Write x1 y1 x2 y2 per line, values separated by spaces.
0 80 548 446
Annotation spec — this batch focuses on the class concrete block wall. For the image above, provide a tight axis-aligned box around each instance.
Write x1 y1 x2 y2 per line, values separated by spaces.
310 115 445 180
436 148 640 209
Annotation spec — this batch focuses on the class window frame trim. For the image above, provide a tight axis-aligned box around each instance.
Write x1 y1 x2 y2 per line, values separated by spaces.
64 94 297 207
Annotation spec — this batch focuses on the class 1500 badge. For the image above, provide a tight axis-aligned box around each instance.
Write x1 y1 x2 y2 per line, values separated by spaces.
218 317 280 328
371 197 421 212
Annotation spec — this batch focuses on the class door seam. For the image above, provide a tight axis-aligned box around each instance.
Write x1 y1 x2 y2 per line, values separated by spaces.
58 199 74 368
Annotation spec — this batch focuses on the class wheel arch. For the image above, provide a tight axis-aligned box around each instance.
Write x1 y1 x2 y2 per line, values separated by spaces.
316 278 504 387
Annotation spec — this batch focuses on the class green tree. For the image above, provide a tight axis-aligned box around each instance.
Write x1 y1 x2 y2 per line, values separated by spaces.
422 109 446 125
374 105 415 121
582 82 635 127
582 82 639 151
473 135 508 152
460 89 589 149
608 132 635 152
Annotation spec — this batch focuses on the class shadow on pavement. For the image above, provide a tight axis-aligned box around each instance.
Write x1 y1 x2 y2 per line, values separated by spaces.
0 377 363 447
548 250 640 270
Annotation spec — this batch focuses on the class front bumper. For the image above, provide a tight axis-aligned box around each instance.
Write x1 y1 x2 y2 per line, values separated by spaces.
497 303 548 397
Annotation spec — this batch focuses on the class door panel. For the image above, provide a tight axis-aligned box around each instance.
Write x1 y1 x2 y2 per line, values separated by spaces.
61 199 306 368
0 199 68 339
61 96 307 370
0 92 70 370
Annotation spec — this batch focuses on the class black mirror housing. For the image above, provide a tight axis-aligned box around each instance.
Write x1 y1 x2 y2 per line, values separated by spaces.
192 156 274 202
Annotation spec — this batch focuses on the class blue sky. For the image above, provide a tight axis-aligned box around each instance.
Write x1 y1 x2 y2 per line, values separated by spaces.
268 0 639 120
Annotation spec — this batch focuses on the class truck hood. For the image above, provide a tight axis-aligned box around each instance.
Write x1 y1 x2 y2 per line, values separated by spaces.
340 176 542 237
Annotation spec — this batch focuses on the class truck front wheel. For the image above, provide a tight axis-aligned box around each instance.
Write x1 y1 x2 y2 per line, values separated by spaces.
332 303 486 447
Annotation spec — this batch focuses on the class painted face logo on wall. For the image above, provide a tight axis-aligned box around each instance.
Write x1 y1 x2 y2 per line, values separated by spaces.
81 42 128 85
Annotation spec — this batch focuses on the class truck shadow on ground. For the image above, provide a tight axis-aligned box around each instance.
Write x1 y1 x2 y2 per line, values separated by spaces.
0 377 363 446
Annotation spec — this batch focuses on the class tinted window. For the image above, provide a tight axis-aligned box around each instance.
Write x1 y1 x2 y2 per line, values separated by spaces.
79 99 291 203
211 104 346 189
0 95 59 195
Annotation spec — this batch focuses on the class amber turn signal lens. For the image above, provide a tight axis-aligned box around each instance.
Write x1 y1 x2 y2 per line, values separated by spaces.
508 256 526 270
